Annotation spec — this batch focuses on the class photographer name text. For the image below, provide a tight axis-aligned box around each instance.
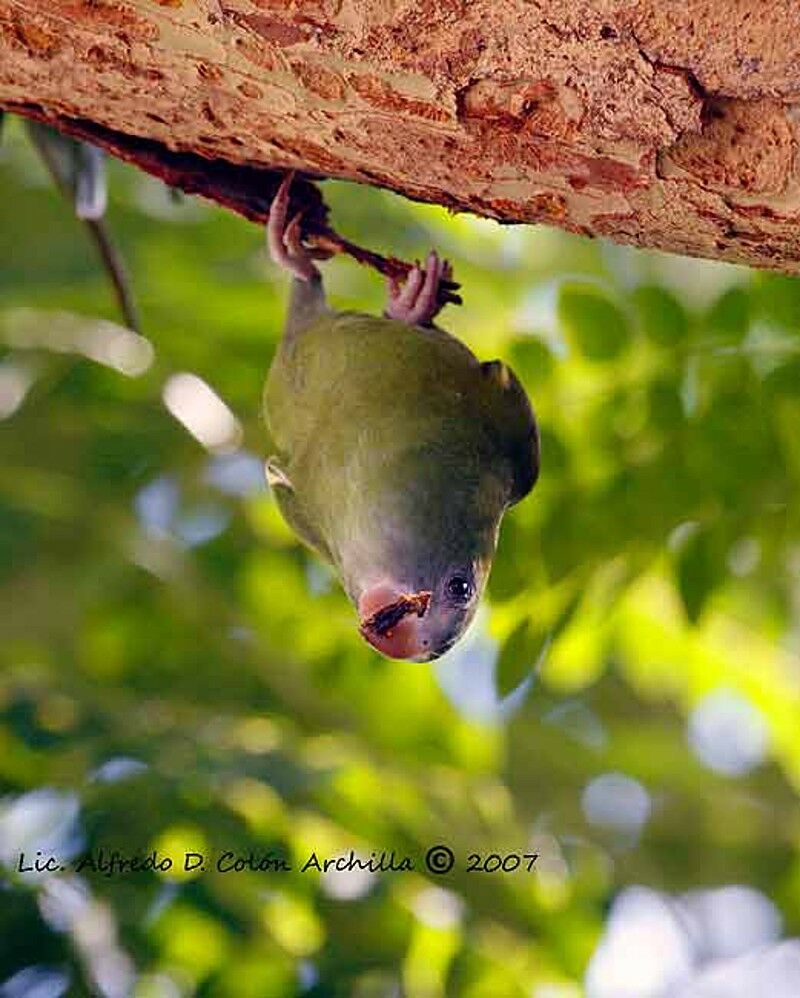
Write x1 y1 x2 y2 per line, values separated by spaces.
16 845 538 878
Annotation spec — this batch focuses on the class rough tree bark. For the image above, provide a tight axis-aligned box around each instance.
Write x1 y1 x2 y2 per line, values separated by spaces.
2 1 800 273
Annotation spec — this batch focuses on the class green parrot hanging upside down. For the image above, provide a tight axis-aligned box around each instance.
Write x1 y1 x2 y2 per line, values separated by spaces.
264 174 539 661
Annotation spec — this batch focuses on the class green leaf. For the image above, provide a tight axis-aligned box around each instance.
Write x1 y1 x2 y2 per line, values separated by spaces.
706 286 750 344
675 526 719 624
495 590 581 700
507 337 554 387
633 285 689 346
495 617 548 699
648 376 684 431
754 274 800 332
537 425 569 474
763 357 800 397
558 284 630 361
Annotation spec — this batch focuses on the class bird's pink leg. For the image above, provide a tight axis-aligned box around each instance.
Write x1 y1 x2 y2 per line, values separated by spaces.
267 173 320 282
384 251 452 326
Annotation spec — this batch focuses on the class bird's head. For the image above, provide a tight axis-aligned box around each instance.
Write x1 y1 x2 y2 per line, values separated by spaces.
340 442 515 661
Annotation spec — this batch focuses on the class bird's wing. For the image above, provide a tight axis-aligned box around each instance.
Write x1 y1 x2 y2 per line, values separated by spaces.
265 458 334 562
480 360 540 505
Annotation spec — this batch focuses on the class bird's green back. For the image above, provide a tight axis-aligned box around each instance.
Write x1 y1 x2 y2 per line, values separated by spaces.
264 310 537 589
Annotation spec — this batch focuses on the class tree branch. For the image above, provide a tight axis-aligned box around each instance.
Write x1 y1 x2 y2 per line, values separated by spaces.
2 2 800 272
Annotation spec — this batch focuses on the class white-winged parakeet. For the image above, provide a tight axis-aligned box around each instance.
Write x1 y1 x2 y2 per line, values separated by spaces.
264 174 538 661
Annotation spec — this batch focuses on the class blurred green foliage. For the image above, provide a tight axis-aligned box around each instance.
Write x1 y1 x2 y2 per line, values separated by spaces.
1 116 800 996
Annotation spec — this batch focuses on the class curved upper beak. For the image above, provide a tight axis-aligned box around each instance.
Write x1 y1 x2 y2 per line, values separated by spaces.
357 583 431 661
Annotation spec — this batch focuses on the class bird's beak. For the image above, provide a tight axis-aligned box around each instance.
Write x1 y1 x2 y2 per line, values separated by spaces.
357 583 431 660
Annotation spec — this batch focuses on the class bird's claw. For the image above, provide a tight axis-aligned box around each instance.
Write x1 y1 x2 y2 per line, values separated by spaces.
384 250 453 326
267 172 320 282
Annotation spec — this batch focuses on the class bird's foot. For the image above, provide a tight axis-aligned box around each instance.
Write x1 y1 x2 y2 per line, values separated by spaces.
267 172 320 282
384 251 452 326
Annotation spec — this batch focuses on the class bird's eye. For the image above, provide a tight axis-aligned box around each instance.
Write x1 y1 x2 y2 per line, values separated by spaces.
446 575 474 603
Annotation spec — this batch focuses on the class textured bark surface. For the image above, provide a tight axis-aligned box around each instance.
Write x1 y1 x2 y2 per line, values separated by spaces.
3 1 800 271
